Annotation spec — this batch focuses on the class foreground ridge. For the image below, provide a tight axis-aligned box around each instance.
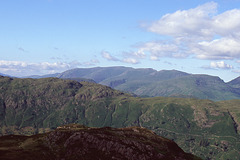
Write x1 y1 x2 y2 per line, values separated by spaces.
0 124 201 160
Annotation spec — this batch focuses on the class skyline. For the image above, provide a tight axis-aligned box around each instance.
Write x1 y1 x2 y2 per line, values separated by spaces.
1 0 240 82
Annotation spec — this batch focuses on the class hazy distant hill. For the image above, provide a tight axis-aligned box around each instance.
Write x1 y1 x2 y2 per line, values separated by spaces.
24 73 60 79
228 76 240 89
25 73 96 83
0 76 239 159
33 66 240 101
0 124 201 160
0 73 10 77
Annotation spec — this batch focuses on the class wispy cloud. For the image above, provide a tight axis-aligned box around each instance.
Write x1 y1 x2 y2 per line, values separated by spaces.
82 59 100 66
122 58 139 64
233 70 240 74
18 47 28 52
101 51 140 64
164 61 175 65
101 51 120 61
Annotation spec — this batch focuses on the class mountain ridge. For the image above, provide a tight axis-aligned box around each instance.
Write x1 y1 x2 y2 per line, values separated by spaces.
23 66 240 101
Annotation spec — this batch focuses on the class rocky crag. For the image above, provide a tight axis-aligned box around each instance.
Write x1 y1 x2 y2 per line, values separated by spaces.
0 124 201 160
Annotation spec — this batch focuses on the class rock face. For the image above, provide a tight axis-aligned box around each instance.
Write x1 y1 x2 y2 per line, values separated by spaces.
0 124 201 160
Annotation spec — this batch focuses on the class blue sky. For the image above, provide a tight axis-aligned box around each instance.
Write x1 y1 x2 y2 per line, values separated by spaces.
1 0 240 82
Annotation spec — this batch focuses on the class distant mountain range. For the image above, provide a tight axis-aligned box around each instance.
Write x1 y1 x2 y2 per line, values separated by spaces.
26 66 240 101
0 75 239 159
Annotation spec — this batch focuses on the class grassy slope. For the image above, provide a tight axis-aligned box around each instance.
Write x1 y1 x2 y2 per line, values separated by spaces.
0 76 239 159
134 75 240 101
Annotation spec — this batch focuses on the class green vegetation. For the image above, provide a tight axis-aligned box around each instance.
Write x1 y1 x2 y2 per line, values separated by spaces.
0 76 239 159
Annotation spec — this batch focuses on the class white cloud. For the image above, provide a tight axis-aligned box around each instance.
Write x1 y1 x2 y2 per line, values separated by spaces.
136 42 183 60
121 50 145 63
207 61 233 69
213 9 240 36
99 2 240 67
147 2 217 39
140 2 240 61
195 38 240 59
122 58 139 64
0 60 82 76
129 50 145 58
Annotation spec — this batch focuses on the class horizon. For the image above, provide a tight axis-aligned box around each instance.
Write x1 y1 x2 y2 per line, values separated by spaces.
9 66 238 83
1 0 240 82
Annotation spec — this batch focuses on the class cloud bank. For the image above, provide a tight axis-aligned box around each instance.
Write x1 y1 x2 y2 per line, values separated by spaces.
0 60 98 77
145 2 240 60
103 2 240 68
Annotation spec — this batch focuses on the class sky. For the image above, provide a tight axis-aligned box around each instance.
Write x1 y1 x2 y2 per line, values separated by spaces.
1 0 240 82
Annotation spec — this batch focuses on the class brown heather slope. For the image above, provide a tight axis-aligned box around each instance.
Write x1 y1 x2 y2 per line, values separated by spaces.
0 124 201 160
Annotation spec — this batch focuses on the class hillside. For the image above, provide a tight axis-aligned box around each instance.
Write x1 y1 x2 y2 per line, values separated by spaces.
0 76 239 159
228 76 240 89
0 124 201 160
31 66 240 101
134 74 240 100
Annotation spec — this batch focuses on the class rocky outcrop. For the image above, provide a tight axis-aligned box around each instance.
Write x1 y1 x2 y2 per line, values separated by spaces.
0 124 201 160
